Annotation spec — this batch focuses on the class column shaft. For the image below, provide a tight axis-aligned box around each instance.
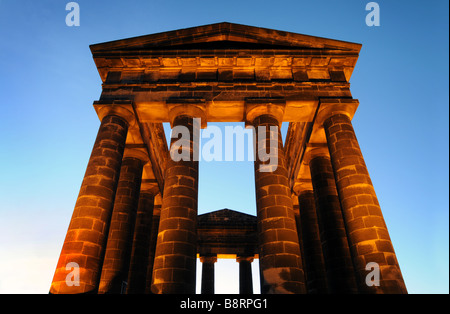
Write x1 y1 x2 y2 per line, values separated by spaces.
200 256 217 294
126 191 155 294
50 115 128 294
98 157 144 294
309 156 358 293
145 205 161 293
253 114 306 294
297 190 329 294
238 257 254 294
151 116 199 294
324 114 407 294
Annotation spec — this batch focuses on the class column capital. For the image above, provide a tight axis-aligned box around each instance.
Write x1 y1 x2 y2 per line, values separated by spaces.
244 98 286 127
303 143 330 166
315 98 359 127
293 179 314 196
167 98 207 129
94 100 136 127
123 147 149 163
236 256 254 263
140 179 160 195
200 255 218 264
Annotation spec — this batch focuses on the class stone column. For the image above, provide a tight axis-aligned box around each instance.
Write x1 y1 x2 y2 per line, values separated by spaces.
151 104 204 294
126 184 158 294
308 151 358 293
145 197 162 294
246 100 306 294
322 107 407 293
98 149 147 294
50 113 130 294
295 186 329 294
200 255 217 294
237 256 254 294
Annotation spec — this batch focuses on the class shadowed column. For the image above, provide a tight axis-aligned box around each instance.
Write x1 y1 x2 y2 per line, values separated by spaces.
237 256 254 294
126 189 156 294
324 113 407 294
50 114 128 294
145 200 161 293
98 155 145 294
151 115 200 294
309 155 358 293
200 255 217 294
248 105 306 294
296 189 329 294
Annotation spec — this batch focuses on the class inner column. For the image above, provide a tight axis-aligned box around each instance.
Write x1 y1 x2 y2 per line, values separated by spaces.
145 196 162 293
295 187 329 294
98 150 146 294
308 152 358 293
126 184 158 294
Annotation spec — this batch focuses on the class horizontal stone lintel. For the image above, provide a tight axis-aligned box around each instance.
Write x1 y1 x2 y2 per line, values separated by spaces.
101 82 351 91
94 97 356 124
94 54 358 69
101 68 351 84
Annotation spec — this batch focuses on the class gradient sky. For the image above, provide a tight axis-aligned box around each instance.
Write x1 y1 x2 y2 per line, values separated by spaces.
0 0 448 294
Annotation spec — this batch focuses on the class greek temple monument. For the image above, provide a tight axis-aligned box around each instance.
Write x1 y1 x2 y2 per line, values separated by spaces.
50 22 407 294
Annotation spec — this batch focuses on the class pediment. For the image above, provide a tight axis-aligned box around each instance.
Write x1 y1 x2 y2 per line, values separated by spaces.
90 22 361 54
198 208 256 228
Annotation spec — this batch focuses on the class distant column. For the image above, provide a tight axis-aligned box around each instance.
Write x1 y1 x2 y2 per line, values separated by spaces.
246 101 306 294
237 256 254 294
200 255 217 294
309 154 358 293
126 185 158 294
98 151 146 294
151 110 202 294
145 199 161 294
296 188 329 294
50 114 129 294
324 112 407 294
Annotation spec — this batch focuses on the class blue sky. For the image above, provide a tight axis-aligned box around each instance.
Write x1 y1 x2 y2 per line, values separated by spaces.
0 0 448 294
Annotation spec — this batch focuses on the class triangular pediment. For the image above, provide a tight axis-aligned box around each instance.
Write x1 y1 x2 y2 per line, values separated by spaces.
198 208 256 228
90 22 361 54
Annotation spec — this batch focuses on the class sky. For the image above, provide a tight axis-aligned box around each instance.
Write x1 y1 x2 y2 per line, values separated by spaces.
0 0 448 294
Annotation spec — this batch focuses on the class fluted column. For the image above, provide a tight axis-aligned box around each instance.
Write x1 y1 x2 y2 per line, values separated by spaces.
322 106 407 294
200 255 217 294
308 152 358 293
126 184 158 294
237 256 254 294
50 114 129 294
246 100 306 294
98 150 147 294
295 187 329 294
151 104 204 294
